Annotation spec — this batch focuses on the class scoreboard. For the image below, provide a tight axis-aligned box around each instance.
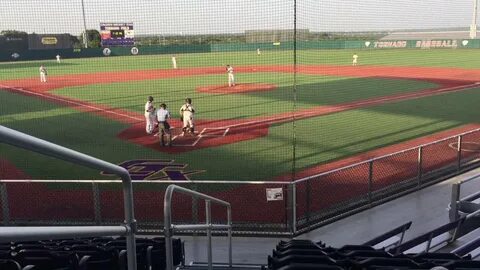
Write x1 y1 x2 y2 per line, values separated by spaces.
100 23 134 46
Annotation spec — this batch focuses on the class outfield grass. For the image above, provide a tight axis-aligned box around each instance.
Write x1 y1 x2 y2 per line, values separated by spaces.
1 85 479 181
52 73 436 120
3 49 480 80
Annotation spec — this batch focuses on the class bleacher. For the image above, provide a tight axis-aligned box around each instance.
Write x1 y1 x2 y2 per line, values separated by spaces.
265 238 480 270
0 236 183 270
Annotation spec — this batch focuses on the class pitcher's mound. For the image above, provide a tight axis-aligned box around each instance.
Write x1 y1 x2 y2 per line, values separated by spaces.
197 83 277 94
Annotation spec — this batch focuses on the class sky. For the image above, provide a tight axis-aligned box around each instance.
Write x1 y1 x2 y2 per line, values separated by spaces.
0 0 477 35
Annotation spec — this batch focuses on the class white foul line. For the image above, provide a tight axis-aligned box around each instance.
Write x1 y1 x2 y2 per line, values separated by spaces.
0 84 143 122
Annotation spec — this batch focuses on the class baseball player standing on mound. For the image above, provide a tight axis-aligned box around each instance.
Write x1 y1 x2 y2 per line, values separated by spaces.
179 98 195 136
226 64 235 87
144 96 156 134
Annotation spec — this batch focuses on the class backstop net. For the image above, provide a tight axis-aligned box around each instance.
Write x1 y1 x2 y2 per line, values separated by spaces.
1 0 479 234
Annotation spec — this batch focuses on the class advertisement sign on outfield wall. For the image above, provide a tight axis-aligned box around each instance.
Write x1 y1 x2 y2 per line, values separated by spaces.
365 39 464 49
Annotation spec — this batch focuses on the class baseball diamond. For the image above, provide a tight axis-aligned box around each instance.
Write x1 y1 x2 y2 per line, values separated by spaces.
4 1 480 268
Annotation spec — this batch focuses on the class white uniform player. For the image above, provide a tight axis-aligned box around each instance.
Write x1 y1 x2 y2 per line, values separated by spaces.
39 65 47 82
352 53 358 66
56 54 61 63
179 98 195 136
144 96 156 134
226 65 235 87
171 55 177 69
257 48 261 55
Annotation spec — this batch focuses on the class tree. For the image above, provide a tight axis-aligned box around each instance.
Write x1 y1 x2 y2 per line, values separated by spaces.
0 30 28 38
79 29 101 48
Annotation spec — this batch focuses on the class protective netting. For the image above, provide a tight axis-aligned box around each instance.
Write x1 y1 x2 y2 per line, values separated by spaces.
1 1 480 233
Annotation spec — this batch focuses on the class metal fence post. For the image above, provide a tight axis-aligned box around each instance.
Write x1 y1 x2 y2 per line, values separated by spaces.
0 183 10 225
91 182 102 225
192 184 199 226
287 183 297 235
368 161 374 205
417 146 423 188
457 135 463 171
205 200 212 270
449 183 461 222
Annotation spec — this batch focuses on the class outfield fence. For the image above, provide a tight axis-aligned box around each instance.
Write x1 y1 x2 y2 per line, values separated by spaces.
1 128 479 236
3 39 480 61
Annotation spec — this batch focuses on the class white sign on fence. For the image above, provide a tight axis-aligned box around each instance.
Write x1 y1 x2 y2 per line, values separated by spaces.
266 188 283 201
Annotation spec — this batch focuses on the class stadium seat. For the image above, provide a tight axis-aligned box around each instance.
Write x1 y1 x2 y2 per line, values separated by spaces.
78 255 117 270
0 259 22 270
275 263 344 270
272 248 327 258
13 250 78 270
442 259 480 268
355 257 421 268
268 254 338 269
336 244 375 253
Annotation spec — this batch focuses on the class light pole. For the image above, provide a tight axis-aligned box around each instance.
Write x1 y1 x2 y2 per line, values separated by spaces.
470 0 478 39
81 0 88 48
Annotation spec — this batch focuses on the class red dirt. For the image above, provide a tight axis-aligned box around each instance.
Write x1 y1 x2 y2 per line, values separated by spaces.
0 159 30 179
197 83 277 94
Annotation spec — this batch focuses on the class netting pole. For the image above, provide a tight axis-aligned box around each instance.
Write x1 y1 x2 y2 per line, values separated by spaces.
291 0 298 182
457 135 463 171
81 0 88 48
0 183 10 225
471 0 478 39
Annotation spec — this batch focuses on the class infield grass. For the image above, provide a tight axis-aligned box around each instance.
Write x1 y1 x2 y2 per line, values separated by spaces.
51 73 436 120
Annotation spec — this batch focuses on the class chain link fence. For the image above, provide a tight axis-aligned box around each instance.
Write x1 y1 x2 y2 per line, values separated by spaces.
2 128 479 236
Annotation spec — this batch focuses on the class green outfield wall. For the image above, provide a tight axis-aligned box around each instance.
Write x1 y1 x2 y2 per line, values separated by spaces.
2 39 480 62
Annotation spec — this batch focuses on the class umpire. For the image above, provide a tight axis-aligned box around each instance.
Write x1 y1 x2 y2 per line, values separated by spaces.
156 103 172 146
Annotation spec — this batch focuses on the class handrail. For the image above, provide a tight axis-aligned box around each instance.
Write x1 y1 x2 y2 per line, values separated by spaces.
0 226 128 242
452 235 480 257
295 127 480 184
0 125 137 270
164 185 232 270
0 179 292 185
362 221 412 247
389 217 465 255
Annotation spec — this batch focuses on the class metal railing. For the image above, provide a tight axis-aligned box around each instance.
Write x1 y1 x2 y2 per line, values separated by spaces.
294 127 480 234
0 125 138 270
449 172 480 237
1 127 480 237
163 185 232 270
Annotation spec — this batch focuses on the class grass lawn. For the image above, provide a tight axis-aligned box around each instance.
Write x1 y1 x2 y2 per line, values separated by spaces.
52 73 436 120
3 49 480 81
1 84 479 181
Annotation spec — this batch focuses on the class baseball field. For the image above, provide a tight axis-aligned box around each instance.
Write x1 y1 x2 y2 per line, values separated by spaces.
1 48 480 184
